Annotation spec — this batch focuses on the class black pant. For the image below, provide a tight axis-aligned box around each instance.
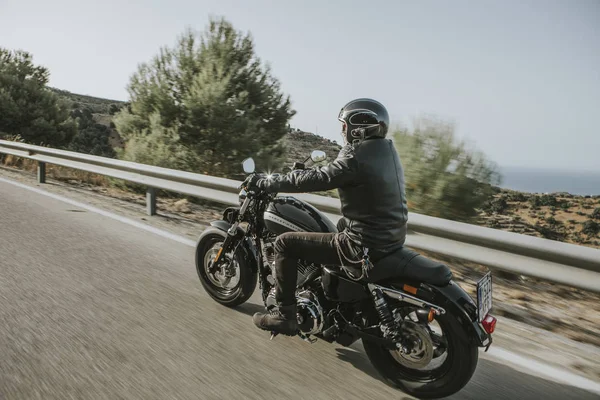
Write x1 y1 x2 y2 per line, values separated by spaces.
273 231 387 305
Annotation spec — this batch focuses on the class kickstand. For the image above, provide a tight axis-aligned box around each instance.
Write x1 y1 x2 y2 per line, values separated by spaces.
270 332 278 340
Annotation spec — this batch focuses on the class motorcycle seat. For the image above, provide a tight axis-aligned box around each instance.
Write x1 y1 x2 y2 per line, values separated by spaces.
362 247 453 286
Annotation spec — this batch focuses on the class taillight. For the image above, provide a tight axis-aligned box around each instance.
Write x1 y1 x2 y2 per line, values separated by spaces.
482 314 497 334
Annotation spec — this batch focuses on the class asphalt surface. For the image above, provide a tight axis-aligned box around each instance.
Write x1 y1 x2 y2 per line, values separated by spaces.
0 178 598 400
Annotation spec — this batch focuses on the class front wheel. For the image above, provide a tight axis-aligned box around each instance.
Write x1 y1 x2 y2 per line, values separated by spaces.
363 309 478 399
195 229 257 307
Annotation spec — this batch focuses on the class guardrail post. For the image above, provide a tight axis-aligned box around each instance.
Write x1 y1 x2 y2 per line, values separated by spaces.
146 187 157 216
37 162 46 184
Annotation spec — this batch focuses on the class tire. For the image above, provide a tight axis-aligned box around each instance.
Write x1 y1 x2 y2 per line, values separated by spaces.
195 230 257 307
363 310 479 399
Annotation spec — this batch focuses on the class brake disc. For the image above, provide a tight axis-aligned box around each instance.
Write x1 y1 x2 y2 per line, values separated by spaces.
390 320 434 369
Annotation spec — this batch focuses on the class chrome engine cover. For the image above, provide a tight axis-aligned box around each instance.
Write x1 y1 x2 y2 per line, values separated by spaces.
262 237 321 287
265 288 324 336
296 290 325 335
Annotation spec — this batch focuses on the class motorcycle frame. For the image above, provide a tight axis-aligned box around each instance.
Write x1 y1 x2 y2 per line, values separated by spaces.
204 194 491 349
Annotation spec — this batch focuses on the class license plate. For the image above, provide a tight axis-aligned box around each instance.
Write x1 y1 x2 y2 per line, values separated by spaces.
476 272 493 322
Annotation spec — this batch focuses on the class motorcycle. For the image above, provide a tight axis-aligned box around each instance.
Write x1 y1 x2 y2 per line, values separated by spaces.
195 150 496 399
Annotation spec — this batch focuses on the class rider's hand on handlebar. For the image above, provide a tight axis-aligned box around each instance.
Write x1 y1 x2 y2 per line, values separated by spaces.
241 174 263 191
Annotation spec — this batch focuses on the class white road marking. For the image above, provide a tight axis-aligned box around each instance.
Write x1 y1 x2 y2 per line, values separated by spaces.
2 176 599 395
0 177 197 247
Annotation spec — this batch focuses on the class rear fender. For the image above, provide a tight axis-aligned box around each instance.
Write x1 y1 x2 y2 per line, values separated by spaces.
425 281 491 347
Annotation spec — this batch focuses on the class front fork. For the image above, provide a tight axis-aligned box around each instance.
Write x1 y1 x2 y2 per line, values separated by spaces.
212 196 252 268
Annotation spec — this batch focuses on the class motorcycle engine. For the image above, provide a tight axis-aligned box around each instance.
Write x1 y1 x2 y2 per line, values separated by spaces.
265 288 325 336
262 236 325 336
296 289 325 335
262 237 321 286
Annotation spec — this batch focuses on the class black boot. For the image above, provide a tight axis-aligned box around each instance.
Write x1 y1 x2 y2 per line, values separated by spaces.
253 304 298 336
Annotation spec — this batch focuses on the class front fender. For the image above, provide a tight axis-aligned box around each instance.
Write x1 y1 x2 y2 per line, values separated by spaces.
196 220 259 273
426 281 491 348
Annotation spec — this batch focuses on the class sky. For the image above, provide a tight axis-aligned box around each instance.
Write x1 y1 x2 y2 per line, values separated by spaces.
1 0 599 172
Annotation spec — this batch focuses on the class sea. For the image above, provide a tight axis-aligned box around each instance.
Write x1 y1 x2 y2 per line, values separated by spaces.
498 166 600 196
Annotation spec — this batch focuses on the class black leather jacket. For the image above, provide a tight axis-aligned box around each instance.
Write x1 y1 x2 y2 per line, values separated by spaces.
257 138 408 251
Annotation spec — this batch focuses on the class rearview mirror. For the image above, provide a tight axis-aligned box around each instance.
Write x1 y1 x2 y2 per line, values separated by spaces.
242 158 256 173
311 150 327 163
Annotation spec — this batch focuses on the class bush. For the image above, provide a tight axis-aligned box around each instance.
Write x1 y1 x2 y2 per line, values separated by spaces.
582 220 600 237
534 224 565 241
69 123 116 158
591 208 600 220
489 196 508 214
392 117 501 222
539 195 558 207
507 192 527 202
529 196 541 208
108 103 123 115
116 116 194 170
67 105 115 158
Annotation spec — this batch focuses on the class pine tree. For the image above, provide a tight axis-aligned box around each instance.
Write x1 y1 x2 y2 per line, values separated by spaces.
0 48 77 147
114 17 295 178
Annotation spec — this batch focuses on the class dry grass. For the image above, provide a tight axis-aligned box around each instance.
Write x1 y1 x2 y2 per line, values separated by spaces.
1 154 110 187
479 192 600 248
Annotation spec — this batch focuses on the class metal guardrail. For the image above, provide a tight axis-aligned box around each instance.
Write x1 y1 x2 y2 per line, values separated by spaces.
1 139 599 292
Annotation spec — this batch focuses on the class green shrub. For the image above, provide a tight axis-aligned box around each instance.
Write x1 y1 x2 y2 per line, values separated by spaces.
582 220 600 237
392 117 501 222
0 48 77 147
539 195 557 207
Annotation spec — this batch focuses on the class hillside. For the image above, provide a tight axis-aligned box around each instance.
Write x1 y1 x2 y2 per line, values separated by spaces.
52 88 126 149
51 88 127 115
479 190 600 248
41 90 600 248
281 129 342 166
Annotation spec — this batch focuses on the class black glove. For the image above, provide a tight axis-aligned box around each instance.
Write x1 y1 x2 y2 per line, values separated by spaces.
242 174 263 191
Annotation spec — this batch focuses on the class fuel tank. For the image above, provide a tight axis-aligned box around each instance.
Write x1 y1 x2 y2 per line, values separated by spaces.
263 196 338 235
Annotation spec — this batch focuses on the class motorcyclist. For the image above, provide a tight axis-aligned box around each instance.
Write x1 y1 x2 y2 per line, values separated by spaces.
248 98 409 336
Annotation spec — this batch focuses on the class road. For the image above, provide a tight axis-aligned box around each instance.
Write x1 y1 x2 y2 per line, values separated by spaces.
0 177 598 400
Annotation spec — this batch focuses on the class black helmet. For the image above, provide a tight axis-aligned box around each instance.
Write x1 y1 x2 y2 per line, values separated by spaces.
338 98 390 144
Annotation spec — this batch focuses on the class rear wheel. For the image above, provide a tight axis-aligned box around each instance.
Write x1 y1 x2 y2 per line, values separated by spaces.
195 230 257 307
363 307 478 399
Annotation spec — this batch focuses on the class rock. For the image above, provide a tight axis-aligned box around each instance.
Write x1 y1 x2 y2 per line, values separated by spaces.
173 199 192 213
494 303 554 330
